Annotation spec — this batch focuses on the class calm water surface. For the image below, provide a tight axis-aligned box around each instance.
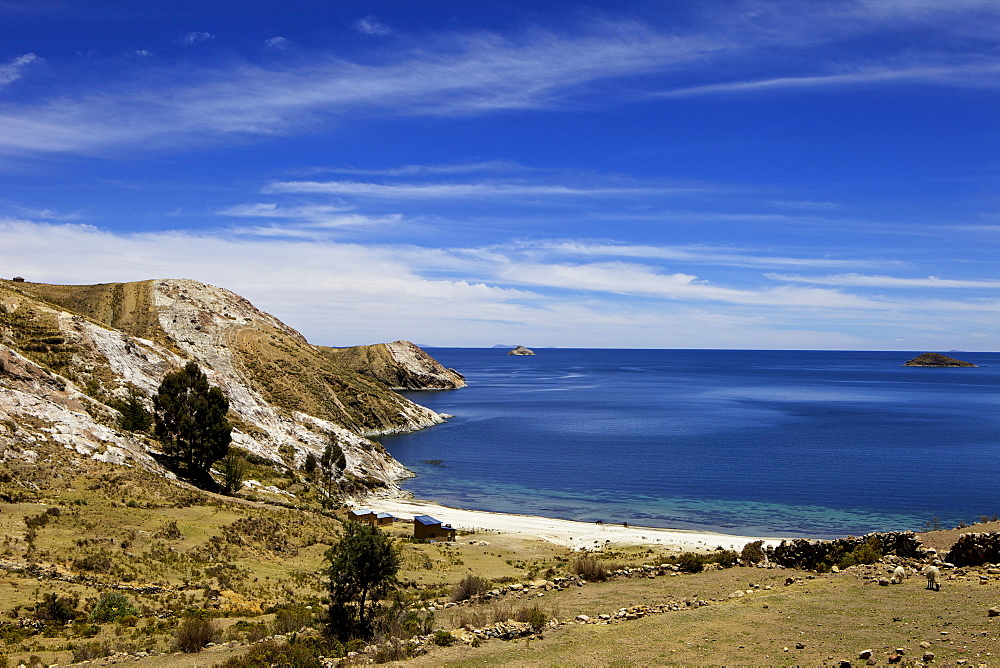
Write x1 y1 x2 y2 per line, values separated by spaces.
380 349 1000 538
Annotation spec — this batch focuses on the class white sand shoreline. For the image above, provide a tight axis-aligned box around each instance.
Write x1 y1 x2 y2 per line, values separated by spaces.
366 497 790 552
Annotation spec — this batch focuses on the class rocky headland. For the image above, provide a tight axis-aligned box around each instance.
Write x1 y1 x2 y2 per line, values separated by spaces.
0 277 459 499
323 340 465 390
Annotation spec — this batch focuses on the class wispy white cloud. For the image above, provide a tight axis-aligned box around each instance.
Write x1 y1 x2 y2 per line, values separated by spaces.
216 202 403 237
2 218 997 348
265 36 289 50
2 2 999 158
655 61 1000 98
354 16 392 36
265 179 684 199
767 200 841 210
767 272 1000 289
308 161 531 177
0 21 727 156
180 31 214 46
532 241 890 270
0 53 40 88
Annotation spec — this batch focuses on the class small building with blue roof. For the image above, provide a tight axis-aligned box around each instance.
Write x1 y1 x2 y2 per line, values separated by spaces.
413 514 456 541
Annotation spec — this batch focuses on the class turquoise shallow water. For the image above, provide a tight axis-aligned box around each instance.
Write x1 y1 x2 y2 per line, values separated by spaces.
379 349 1000 538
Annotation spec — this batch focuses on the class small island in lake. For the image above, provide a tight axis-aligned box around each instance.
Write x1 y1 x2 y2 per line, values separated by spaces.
507 344 535 356
903 352 977 367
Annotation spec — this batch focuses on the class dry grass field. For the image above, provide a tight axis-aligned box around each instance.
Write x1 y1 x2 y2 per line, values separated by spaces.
2 442 999 667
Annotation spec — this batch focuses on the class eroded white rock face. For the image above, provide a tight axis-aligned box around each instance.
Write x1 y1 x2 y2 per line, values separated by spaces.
385 340 466 389
0 278 446 493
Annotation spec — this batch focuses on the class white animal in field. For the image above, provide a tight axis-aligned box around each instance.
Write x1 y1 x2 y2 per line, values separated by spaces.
922 565 941 591
889 565 906 584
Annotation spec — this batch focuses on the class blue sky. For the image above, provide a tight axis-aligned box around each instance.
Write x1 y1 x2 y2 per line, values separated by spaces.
2 0 999 350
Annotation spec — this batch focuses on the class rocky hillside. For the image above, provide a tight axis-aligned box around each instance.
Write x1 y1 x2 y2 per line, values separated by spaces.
322 340 465 390
0 278 460 497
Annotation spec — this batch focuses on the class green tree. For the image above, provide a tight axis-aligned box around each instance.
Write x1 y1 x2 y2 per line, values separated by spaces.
113 387 153 433
321 438 346 472
153 361 232 486
318 436 347 508
219 453 246 496
326 520 400 641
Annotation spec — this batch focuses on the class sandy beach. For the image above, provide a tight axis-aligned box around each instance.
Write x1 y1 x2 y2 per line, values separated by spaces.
371 498 788 552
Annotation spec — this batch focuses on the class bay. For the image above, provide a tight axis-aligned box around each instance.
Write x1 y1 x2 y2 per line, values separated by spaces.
380 349 1000 538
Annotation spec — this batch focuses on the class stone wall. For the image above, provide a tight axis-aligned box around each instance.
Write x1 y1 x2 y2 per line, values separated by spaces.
944 532 1000 566
771 532 923 570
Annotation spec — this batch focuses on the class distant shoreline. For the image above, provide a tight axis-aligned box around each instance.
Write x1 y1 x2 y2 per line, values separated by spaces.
365 496 789 551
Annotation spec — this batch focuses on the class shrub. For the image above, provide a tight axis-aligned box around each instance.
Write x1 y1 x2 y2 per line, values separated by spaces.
225 620 270 643
71 622 100 638
35 592 77 625
217 640 323 667
433 630 455 646
369 640 415 662
271 604 314 635
837 536 883 569
712 549 739 568
675 552 708 573
154 520 183 541
89 592 139 623
514 604 550 632
384 608 434 639
72 641 114 662
449 600 555 632
740 540 766 564
451 574 491 602
74 552 114 573
174 616 217 653
571 555 610 582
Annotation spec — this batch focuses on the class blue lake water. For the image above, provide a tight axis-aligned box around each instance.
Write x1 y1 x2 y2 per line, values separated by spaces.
380 349 1000 538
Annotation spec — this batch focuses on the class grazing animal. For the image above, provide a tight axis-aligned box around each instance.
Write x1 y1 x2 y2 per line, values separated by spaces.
922 565 941 591
889 565 906 584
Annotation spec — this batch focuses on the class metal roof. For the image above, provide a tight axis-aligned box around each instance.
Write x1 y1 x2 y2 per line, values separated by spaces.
413 514 441 525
